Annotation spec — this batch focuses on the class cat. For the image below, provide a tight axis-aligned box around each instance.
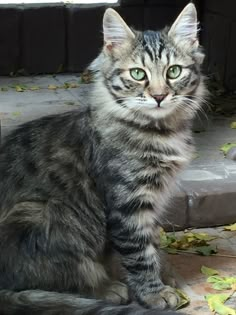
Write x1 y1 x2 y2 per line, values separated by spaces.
0 3 206 315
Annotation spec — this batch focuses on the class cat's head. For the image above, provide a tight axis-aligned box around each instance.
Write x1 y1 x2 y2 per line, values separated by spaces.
90 3 206 120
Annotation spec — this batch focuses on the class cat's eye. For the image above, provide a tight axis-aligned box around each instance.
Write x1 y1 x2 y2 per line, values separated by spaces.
167 65 182 79
130 68 146 81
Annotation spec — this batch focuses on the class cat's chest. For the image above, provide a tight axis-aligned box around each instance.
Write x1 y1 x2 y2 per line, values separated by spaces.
131 131 192 172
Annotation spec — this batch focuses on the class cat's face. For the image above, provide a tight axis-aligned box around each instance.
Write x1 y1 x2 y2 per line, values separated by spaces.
93 4 206 120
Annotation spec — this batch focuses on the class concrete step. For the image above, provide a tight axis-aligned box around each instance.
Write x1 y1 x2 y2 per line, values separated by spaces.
0 74 236 229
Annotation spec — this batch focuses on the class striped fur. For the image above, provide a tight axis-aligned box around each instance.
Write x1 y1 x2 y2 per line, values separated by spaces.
0 4 205 315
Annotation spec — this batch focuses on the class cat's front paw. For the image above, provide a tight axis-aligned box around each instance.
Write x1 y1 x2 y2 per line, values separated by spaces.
141 285 180 310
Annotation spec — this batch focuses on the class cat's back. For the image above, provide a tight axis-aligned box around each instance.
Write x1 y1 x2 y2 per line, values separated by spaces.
0 106 93 209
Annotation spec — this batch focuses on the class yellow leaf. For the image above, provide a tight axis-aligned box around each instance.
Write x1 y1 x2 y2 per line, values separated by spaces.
231 283 236 292
201 266 219 276
220 143 236 155
12 112 21 116
205 293 236 315
15 85 24 92
230 122 236 129
224 223 236 231
175 289 190 309
29 86 40 91
48 84 58 90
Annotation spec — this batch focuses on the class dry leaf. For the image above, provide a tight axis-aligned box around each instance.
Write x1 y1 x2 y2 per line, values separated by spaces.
63 82 79 89
12 112 21 116
159 229 217 256
14 85 27 92
220 143 236 155
224 223 236 232
201 266 219 276
29 86 40 91
207 276 236 291
175 289 190 309
196 245 217 256
48 85 58 90
0 87 8 91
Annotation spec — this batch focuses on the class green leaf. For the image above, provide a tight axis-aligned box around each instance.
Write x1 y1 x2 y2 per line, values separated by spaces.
207 276 236 290
220 143 236 155
166 248 178 254
201 266 219 276
205 294 236 315
195 245 217 256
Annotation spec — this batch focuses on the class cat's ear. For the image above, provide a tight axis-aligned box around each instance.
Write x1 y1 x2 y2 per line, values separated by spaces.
103 8 135 51
168 3 199 48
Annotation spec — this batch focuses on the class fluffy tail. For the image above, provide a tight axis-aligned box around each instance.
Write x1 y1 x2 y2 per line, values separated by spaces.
0 290 180 315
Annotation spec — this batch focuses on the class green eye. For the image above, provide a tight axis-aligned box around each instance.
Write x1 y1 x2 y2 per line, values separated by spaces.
130 68 146 81
167 65 182 79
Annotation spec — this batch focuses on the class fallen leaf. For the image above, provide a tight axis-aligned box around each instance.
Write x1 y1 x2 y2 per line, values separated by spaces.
63 82 79 89
159 229 217 256
224 223 236 231
48 85 58 90
64 101 75 106
230 122 236 129
175 289 190 309
56 63 64 73
220 143 236 155
195 245 217 256
201 266 219 276
166 248 178 254
12 111 21 116
188 232 217 242
207 276 236 291
14 84 27 92
205 293 236 315
0 87 8 91
29 86 40 91
80 69 93 83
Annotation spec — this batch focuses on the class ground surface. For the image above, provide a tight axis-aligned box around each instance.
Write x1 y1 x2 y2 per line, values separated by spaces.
169 227 236 314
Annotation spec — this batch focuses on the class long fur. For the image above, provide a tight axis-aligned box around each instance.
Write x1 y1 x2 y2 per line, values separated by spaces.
0 4 206 315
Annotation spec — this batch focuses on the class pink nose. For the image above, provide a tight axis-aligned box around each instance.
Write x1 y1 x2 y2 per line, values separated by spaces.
152 94 167 106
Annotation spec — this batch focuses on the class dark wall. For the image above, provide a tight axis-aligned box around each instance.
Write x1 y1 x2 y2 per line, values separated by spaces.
1 0 236 91
0 0 196 75
201 0 236 90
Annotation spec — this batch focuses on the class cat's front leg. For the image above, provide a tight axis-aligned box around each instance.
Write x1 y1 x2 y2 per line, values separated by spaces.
108 205 180 310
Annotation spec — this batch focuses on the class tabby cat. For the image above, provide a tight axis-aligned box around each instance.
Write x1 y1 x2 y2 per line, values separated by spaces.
0 3 206 315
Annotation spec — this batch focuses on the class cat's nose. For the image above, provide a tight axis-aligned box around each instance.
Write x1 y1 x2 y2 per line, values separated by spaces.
152 94 167 107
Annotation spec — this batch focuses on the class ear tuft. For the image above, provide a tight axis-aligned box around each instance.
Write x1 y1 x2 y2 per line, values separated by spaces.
168 3 199 47
103 8 135 48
